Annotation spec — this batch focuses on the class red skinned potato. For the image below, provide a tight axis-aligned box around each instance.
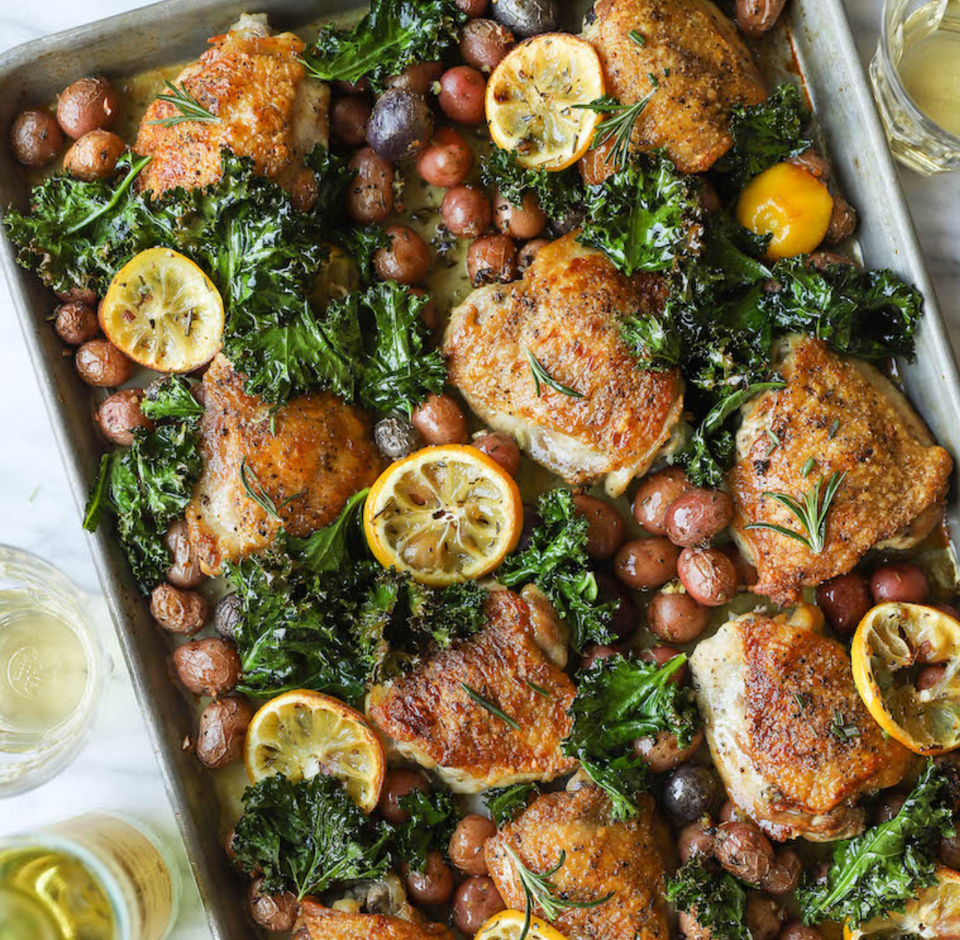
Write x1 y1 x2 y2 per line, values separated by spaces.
736 0 788 38
196 696 253 769
172 637 241 697
57 76 120 138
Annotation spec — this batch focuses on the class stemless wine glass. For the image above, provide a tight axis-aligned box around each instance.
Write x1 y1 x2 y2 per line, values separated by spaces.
870 0 960 174
0 546 103 796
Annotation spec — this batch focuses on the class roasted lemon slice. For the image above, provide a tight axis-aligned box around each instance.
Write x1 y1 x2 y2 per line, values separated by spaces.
244 689 384 812
475 911 571 940
363 445 523 586
486 34 605 172
100 247 224 373
845 867 960 940
851 602 960 755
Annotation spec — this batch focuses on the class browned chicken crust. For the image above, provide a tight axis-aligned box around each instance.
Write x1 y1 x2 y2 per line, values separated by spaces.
292 898 454 940
729 335 953 604
366 588 577 792
692 610 913 841
186 355 381 575
485 788 670 940
135 16 329 203
582 0 766 175
443 234 684 496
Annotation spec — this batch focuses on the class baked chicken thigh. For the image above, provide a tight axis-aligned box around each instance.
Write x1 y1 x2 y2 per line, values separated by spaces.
443 234 684 497
730 335 953 605
186 355 381 575
135 13 329 205
366 587 577 792
485 787 671 940
582 0 767 174
691 608 913 842
293 898 454 940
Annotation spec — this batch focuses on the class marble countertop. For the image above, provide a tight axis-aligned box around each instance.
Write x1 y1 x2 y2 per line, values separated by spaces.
0 1 957 937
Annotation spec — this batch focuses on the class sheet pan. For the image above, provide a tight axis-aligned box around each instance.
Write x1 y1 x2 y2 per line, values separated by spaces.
1 1 957 937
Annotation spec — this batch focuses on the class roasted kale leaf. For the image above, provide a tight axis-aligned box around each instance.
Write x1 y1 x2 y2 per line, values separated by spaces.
228 493 488 700
393 787 461 873
354 281 447 416
667 859 750 940
797 761 958 928
480 147 585 222
578 154 703 276
486 783 541 826
83 413 201 592
724 83 812 190
140 376 204 424
301 0 465 90
497 488 616 652
563 653 700 819
233 774 392 900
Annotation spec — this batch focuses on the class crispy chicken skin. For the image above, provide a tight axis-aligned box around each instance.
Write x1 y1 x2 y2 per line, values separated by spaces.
186 355 380 575
581 0 766 175
485 788 670 940
443 234 684 497
366 587 577 792
135 14 329 205
293 898 454 940
730 335 953 604
691 608 913 842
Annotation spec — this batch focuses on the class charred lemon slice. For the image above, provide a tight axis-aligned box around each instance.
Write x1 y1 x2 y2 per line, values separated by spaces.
100 247 224 373
486 34 605 172
475 911 571 940
244 689 384 812
851 602 960 755
845 867 960 940
363 445 523 586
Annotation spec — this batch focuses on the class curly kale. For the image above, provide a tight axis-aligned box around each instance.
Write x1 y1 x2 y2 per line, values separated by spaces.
480 147 585 221
724 83 813 190
578 154 703 276
301 0 465 90
668 859 750 940
233 774 392 900
486 783 541 826
140 376 205 423
83 405 201 592
497 489 617 652
393 787 461 873
354 281 447 416
562 653 701 819
797 761 958 928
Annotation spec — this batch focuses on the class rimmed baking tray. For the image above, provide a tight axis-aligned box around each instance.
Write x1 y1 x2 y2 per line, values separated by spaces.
1 1 958 938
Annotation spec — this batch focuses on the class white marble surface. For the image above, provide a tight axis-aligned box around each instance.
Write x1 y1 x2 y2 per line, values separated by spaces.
0 1 957 938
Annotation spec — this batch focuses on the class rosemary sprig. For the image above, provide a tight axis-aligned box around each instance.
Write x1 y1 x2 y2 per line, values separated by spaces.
526 348 583 399
830 710 861 742
574 91 654 168
148 80 221 128
746 470 845 555
505 846 613 940
461 683 521 731
239 458 304 523
66 155 152 236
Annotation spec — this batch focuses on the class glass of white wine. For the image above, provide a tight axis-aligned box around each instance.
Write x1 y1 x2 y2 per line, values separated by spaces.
0 546 103 796
871 0 960 174
0 812 182 940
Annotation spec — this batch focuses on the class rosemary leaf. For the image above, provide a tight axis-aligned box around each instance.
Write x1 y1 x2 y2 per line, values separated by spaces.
461 683 521 731
148 80 221 128
526 348 583 399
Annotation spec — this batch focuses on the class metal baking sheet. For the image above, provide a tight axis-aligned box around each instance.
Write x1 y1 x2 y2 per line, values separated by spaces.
1 2 958 938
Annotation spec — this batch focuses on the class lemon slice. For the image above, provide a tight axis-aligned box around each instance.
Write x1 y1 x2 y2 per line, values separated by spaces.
100 247 224 373
244 689 385 812
851 602 960 755
486 34 605 172
475 910 571 940
363 445 523 587
845 867 960 939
